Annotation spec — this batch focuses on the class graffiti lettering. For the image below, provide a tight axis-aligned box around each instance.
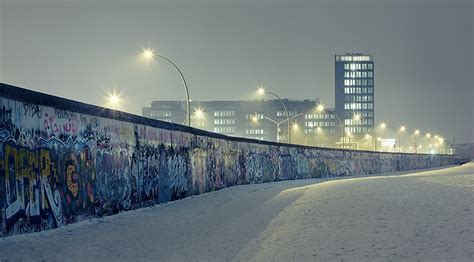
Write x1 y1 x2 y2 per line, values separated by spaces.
1 105 12 123
0 94 461 237
23 104 42 119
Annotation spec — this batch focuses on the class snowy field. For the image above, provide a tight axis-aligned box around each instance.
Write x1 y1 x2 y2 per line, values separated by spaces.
0 163 473 261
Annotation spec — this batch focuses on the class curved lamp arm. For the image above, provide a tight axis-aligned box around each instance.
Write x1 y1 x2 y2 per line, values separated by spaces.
155 54 191 127
264 90 291 143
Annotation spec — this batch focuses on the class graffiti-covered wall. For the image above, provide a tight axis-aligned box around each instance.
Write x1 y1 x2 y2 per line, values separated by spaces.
0 83 462 236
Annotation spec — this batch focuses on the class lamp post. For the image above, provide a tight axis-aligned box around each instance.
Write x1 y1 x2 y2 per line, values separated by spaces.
398 125 406 151
379 122 402 151
437 136 445 153
369 129 378 151
142 48 191 126
413 129 420 153
104 89 123 110
424 132 432 154
192 107 205 128
252 112 303 143
257 87 291 143
316 104 345 149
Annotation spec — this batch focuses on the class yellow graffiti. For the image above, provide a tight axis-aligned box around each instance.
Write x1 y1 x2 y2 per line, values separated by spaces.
66 164 79 197
40 149 52 210
18 148 38 210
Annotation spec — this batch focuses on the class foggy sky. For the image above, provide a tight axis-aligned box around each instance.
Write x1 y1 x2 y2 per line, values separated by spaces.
0 0 473 143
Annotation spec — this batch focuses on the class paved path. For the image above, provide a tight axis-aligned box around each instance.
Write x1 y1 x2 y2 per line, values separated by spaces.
1 163 473 261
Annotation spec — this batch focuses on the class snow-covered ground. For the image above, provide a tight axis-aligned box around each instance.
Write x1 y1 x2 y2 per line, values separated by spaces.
1 163 473 261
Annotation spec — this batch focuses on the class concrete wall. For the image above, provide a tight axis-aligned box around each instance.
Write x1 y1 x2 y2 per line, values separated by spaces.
0 83 463 236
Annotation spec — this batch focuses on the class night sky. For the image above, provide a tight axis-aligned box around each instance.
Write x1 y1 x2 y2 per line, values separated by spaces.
0 0 472 143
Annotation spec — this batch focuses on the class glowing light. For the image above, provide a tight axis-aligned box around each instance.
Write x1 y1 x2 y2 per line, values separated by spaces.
292 123 299 130
380 122 386 129
316 104 325 112
316 127 322 132
194 108 204 119
399 126 406 132
353 114 361 121
256 86 265 96
142 48 155 61
414 130 420 135
426 133 431 138
104 90 123 110
109 94 119 105
365 134 371 139
251 115 259 122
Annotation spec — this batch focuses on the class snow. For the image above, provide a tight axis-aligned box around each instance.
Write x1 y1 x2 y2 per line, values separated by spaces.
1 163 473 261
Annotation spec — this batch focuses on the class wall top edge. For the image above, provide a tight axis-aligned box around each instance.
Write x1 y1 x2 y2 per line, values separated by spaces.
0 82 453 157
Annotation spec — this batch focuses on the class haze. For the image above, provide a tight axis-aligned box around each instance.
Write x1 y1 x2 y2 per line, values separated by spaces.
0 0 472 143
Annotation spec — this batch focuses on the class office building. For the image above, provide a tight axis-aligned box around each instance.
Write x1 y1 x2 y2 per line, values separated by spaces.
143 99 336 145
335 53 375 139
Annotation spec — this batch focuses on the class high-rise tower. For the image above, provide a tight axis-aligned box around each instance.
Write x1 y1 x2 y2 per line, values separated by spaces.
335 53 374 140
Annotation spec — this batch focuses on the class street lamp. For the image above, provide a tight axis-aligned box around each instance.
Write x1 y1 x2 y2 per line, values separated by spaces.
256 86 292 143
412 129 421 153
379 122 402 151
195 108 204 119
191 107 205 128
363 133 374 150
251 112 302 143
193 107 205 120
316 104 345 149
398 125 407 151
251 115 259 123
349 114 363 150
141 48 191 126
104 89 123 110
438 137 445 153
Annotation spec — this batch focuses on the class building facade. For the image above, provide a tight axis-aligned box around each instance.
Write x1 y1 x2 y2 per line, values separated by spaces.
335 53 375 143
143 99 337 146
142 52 375 149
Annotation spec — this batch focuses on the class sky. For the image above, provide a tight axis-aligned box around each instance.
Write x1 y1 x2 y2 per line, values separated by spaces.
0 0 473 143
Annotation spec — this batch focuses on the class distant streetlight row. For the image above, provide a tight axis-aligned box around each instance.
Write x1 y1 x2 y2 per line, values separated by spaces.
255 89 448 153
